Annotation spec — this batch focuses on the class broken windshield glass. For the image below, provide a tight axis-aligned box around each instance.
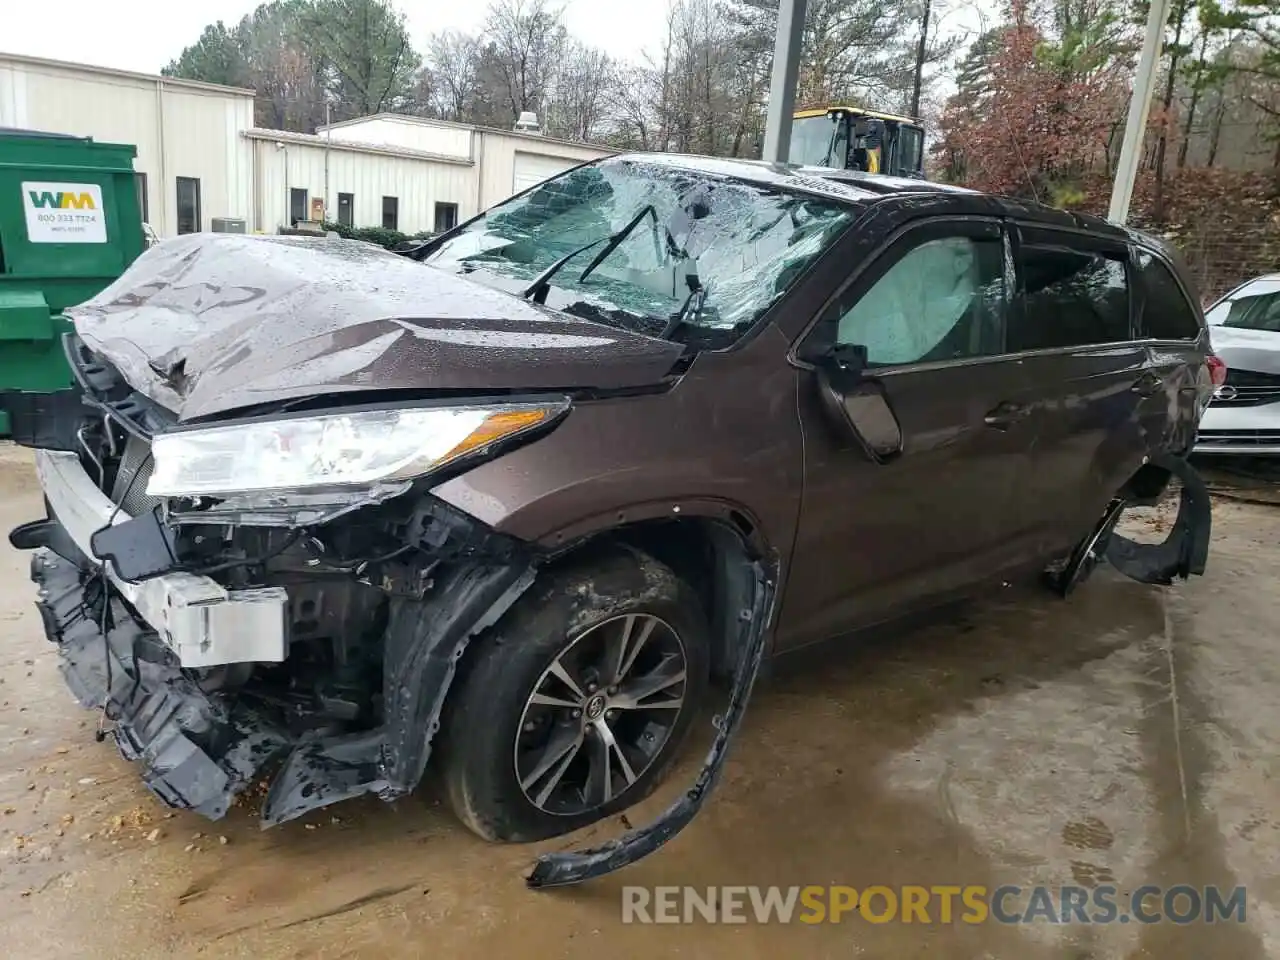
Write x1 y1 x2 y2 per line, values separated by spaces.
423 158 855 342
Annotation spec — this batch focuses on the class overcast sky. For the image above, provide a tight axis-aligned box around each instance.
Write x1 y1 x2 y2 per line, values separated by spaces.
3 1 676 74
5 0 994 83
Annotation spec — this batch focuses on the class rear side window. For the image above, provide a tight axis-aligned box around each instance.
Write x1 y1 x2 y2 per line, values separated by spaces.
1137 252 1201 339
1011 239 1130 351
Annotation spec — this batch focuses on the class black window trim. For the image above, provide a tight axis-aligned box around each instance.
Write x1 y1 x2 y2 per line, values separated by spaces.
792 214 1014 374
791 216 1151 374
1130 242 1207 343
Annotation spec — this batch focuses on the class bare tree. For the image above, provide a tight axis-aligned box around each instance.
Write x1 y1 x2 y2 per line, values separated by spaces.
426 30 483 120
484 0 567 121
547 41 614 140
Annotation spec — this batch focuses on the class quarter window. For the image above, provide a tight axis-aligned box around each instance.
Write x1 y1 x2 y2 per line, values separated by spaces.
1012 243 1130 350
832 235 1007 365
1137 251 1201 340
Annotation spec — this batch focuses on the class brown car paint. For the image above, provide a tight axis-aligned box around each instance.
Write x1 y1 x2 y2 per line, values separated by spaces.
427 161 1211 654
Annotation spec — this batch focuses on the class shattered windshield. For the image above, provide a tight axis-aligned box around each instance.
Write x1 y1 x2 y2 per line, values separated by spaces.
423 158 855 344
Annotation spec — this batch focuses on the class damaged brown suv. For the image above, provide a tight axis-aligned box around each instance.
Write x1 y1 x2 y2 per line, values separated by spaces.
5 154 1215 887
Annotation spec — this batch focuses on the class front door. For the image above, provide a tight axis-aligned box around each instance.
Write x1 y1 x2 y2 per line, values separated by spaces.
777 218 1042 650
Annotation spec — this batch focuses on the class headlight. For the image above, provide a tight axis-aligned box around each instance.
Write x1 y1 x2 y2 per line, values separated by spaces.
146 402 566 498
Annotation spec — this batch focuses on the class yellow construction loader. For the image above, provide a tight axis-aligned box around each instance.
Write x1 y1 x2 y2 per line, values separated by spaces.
789 106 926 178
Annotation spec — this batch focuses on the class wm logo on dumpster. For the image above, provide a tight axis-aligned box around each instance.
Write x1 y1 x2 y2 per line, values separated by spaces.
27 190 97 210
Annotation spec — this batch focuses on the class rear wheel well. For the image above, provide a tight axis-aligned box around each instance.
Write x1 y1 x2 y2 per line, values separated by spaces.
1120 462 1176 505
542 517 759 683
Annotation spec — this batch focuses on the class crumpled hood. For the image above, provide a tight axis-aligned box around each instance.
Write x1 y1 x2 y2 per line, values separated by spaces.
69 233 684 421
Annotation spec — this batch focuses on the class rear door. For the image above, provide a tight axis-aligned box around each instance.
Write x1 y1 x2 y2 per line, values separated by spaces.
1007 225 1151 558
1132 247 1212 452
778 217 1045 647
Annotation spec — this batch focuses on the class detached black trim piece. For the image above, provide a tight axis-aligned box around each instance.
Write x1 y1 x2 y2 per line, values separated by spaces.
526 557 776 888
1106 452 1211 584
1051 454 1211 597
2 388 86 450
90 506 180 582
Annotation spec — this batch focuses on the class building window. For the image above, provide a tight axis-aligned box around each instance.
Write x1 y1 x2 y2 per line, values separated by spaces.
337 193 354 228
290 188 308 226
134 172 149 224
176 177 201 235
382 196 399 231
434 202 459 233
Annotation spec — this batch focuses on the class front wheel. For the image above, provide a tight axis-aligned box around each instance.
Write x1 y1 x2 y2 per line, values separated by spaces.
439 546 710 843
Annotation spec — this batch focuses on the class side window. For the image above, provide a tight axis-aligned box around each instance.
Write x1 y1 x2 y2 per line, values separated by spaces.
1012 241 1129 351
1137 251 1201 340
832 234 1006 366
175 177 201 235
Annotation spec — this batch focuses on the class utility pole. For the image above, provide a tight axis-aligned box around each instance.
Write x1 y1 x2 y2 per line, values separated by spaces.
324 102 332 223
762 0 808 164
910 0 931 119
1108 0 1172 224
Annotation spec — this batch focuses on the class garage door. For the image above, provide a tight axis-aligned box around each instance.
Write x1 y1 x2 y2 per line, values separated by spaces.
512 152 580 195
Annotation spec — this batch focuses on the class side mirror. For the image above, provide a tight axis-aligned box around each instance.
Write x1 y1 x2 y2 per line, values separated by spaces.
815 347 903 464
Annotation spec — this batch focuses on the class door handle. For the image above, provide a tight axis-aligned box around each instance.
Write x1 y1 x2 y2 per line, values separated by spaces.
1131 371 1164 397
983 401 1030 430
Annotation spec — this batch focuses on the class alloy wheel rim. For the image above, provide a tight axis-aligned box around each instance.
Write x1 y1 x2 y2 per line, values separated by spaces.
513 613 688 816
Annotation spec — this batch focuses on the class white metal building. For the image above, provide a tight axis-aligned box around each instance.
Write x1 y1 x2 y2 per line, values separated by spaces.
0 52 613 238
256 115 611 236
0 52 255 237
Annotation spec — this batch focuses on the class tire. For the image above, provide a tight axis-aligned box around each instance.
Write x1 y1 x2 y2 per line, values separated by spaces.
439 544 710 843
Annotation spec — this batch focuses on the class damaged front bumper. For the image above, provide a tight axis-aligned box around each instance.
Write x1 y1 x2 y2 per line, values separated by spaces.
18 445 540 824
27 450 289 666
17 445 779 887
29 550 291 818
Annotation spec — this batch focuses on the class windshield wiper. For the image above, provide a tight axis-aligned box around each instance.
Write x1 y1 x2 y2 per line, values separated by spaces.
576 204 662 285
523 204 676 305
819 124 839 168
522 204 661 304
521 235 614 304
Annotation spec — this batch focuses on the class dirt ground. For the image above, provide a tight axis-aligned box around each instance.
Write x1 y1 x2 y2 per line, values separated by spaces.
2 444 1279 959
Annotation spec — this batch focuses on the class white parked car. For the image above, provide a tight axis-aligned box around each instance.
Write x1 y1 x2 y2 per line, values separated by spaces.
1195 274 1280 455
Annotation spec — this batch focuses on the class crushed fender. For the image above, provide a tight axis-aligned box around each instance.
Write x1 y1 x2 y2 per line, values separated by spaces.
526 559 775 888
263 561 538 824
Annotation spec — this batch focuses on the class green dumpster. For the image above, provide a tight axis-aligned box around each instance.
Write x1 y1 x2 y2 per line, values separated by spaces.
0 128 144 437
